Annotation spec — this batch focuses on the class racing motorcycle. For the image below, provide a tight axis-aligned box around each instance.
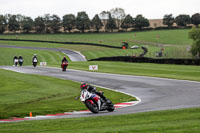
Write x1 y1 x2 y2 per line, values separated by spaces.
61 61 68 71
32 58 38 67
79 89 115 113
18 58 23 66
14 58 18 67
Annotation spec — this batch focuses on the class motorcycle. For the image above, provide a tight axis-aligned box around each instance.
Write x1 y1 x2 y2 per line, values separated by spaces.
79 89 115 113
61 61 68 71
33 58 38 67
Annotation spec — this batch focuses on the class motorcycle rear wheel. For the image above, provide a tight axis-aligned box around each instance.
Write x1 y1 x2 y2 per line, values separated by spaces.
85 100 99 113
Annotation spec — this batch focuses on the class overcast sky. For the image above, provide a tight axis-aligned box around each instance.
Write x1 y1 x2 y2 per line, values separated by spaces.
0 0 200 19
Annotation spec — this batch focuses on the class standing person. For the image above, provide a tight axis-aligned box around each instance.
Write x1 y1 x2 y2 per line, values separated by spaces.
18 55 24 66
13 56 18 67
32 54 38 67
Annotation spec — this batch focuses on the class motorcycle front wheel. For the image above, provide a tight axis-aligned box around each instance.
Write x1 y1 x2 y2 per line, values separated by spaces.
107 100 115 112
62 65 66 71
85 100 99 113
33 63 37 67
107 104 115 112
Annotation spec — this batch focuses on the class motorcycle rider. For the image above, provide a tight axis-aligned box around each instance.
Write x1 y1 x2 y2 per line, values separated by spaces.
18 55 24 66
62 56 68 63
32 54 38 66
13 56 18 66
80 82 111 104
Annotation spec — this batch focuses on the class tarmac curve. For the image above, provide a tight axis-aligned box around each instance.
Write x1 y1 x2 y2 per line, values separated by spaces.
0 66 200 122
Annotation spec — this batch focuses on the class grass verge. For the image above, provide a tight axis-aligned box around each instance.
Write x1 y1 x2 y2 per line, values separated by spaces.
0 29 192 46
0 69 136 119
69 61 200 82
1 107 200 133
0 47 199 82
0 47 69 66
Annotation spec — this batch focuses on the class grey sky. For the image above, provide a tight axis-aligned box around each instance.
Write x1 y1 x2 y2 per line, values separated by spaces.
0 0 199 19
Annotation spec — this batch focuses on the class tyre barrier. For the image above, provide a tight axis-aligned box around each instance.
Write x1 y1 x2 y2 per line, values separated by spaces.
0 39 121 49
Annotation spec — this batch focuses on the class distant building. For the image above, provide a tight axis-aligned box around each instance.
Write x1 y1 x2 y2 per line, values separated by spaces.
149 19 178 28
149 19 166 28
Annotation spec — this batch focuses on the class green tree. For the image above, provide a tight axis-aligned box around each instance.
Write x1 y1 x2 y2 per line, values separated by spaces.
99 11 109 27
105 13 117 32
8 15 20 32
175 14 191 27
16 14 24 31
49 14 61 33
191 13 200 27
121 14 134 31
110 8 126 30
163 14 174 28
189 26 200 57
0 15 6 34
62 14 76 33
3 14 10 26
76 11 90 32
21 17 34 33
91 14 103 32
34 16 45 33
134 15 150 30
43 14 52 33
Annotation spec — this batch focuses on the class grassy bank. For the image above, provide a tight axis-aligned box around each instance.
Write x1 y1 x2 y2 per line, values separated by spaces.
0 47 199 82
0 29 192 46
0 47 69 66
0 69 136 119
0 29 193 59
0 40 192 60
1 107 200 133
69 61 200 82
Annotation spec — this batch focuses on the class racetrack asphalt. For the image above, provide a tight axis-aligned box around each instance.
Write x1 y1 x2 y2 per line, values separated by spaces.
1 66 200 121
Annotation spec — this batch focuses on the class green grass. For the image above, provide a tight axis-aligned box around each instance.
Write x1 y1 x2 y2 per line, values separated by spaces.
0 42 157 61
0 29 192 46
0 47 70 66
0 69 136 119
0 30 199 132
1 107 200 133
0 40 192 60
69 61 200 82
0 29 194 59
132 29 192 45
83 46 192 60
0 47 199 82
0 40 112 51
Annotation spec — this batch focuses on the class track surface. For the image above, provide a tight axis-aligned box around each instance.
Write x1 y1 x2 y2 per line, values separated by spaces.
1 66 200 121
0 45 86 62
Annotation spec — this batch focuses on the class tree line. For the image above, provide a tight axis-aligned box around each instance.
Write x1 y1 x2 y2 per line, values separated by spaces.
0 8 200 34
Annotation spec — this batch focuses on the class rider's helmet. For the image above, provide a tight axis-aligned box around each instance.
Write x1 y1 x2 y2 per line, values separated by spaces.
80 82 88 90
